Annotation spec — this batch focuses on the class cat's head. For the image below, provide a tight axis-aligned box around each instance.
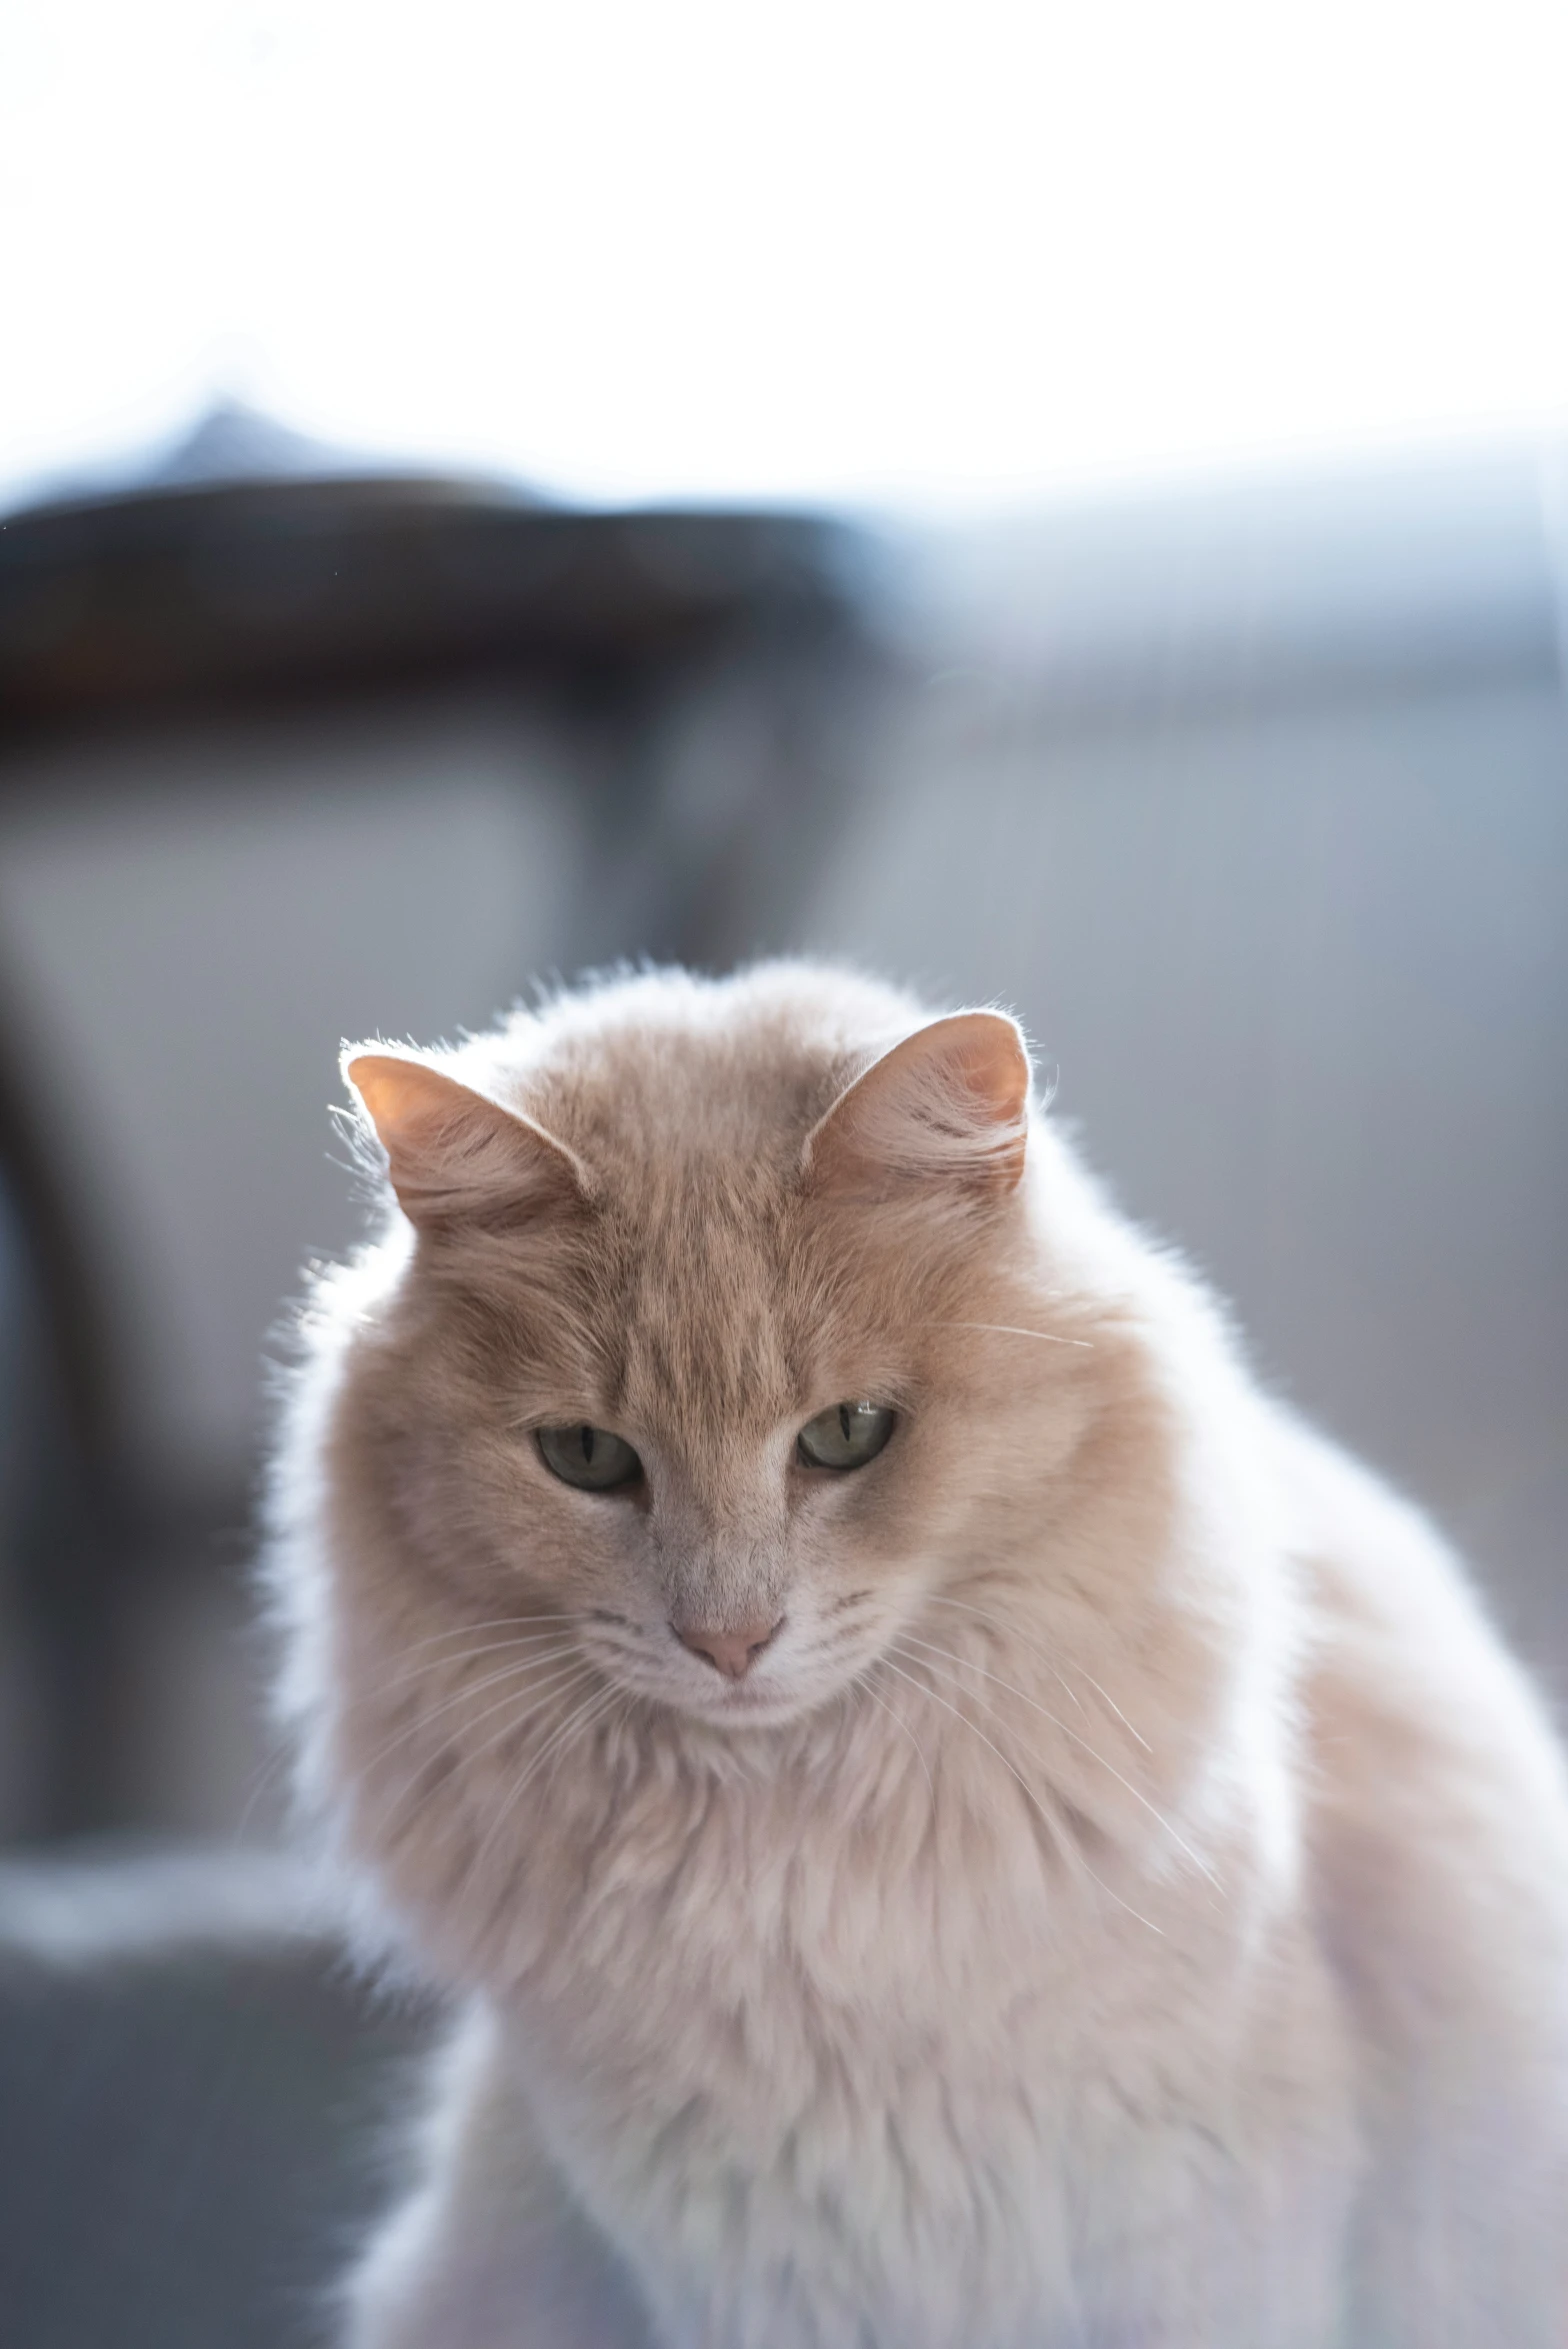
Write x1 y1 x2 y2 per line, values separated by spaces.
325 968 1088 1736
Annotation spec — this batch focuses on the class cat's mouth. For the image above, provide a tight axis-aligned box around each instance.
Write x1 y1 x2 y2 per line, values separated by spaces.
667 1683 837 1734
688 1675 814 1724
580 1626 861 1730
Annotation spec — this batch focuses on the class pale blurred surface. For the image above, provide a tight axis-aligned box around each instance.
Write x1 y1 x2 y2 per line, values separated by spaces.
0 1845 439 2349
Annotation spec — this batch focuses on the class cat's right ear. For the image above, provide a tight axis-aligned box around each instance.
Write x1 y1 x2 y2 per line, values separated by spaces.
802 1011 1031 1204
342 1051 589 1231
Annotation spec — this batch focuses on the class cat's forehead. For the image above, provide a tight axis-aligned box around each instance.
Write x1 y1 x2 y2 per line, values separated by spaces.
446 967 954 1434
538 1029 829 1174
494 964 923 1176
583 1133 945 1454
609 1187 805 1436
529 997 911 1426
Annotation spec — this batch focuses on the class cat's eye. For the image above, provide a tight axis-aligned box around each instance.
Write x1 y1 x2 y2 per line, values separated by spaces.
536 1424 642 1491
796 1401 896 1471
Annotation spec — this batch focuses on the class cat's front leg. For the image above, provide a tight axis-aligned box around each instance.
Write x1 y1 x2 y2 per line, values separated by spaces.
345 2009 656 2349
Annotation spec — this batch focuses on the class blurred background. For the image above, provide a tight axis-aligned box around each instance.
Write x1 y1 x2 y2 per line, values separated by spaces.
1 2 1565 2342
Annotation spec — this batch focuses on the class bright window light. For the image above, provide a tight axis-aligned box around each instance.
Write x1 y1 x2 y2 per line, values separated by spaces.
3 0 1567 512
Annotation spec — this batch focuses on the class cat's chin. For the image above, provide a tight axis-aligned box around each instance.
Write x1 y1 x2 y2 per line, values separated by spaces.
668 1680 833 1731
601 1662 859 1734
578 1626 870 1732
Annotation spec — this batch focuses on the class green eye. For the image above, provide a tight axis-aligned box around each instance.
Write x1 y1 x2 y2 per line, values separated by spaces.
797 1401 896 1471
536 1424 642 1491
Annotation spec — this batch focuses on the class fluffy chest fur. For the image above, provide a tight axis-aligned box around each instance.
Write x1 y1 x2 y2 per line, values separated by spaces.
347 1634 1347 2347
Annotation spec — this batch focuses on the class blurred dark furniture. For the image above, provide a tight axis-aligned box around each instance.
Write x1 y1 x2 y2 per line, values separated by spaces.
0 470 851 733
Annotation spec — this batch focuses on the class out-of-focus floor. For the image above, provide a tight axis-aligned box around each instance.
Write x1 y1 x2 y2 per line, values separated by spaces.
0 1848 440 2349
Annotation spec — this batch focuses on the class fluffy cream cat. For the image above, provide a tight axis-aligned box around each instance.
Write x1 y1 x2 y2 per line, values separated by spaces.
268 962 1568 2348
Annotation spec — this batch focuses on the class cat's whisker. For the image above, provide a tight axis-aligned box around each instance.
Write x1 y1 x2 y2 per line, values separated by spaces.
535 1684 624 1804
347 1632 584 1714
854 1671 938 1809
892 1634 1219 1894
373 1614 590 1671
368 1655 596 1848
578 1628 650 1660
1066 1669 1152 1753
879 1648 1082 1888
444 1662 601 1788
923 1319 1094 1351
354 1643 584 1777
877 1652 1163 1937
927 1593 1154 1751
795 1631 873 1669
463 1680 625 1894
587 1692 636 1798
371 1672 598 1860
343 1617 591 1720
257 1530 586 1847
378 1663 605 1865
924 1593 1088 1715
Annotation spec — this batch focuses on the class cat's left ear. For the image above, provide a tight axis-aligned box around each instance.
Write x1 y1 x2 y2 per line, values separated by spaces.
342 1050 588 1231
803 1011 1031 1202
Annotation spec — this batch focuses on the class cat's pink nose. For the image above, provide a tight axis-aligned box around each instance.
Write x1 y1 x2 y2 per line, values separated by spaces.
675 1618 783 1680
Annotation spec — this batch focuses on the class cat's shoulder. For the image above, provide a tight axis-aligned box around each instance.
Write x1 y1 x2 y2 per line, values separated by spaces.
1268 1408 1568 1922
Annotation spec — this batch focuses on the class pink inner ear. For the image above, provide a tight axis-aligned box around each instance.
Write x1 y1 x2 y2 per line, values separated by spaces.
805 1011 1031 1200
941 1016 1031 1123
344 1052 587 1230
345 1055 457 1153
